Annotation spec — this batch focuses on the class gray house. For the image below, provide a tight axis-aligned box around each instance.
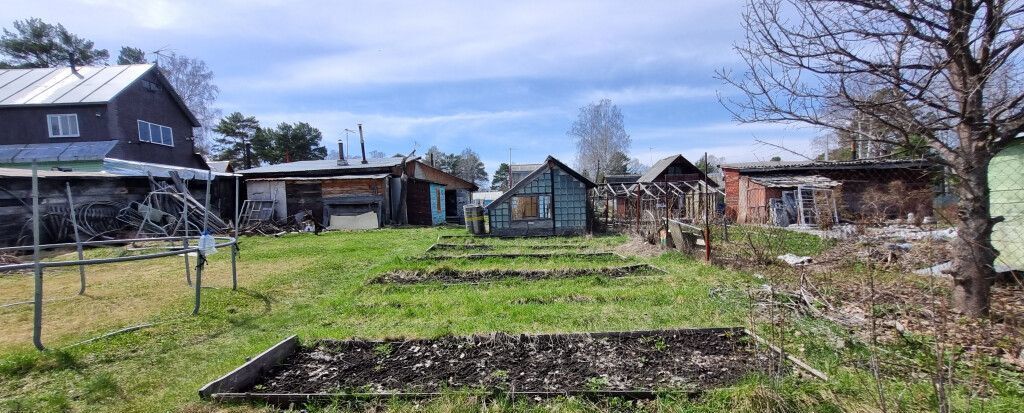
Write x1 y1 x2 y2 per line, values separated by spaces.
0 64 207 170
484 156 595 236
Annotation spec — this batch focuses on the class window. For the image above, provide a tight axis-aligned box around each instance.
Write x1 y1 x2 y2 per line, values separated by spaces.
47 114 79 137
137 120 173 146
511 195 550 220
435 188 443 212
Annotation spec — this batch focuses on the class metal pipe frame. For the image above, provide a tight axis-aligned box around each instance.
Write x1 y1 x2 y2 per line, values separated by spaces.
14 165 240 351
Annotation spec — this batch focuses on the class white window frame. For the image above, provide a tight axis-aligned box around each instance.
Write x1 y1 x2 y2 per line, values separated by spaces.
47 114 80 138
137 120 174 147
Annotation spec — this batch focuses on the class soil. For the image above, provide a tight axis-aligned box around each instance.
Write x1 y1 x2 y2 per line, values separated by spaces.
251 328 768 395
418 252 622 260
374 264 662 284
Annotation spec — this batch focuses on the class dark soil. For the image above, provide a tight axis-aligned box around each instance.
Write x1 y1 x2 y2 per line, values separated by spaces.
373 264 662 284
251 328 768 395
417 252 622 260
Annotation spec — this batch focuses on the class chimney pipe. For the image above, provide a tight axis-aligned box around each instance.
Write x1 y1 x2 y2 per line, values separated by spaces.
358 123 367 164
337 140 346 165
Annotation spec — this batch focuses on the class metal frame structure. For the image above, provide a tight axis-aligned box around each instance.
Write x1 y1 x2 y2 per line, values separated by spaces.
593 180 724 236
0 165 242 351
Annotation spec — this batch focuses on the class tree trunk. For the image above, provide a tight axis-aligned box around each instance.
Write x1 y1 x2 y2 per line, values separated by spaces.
951 157 997 317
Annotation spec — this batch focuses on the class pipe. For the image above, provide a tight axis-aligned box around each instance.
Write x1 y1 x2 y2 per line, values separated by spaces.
32 162 45 350
194 171 212 315
358 123 367 164
231 175 239 291
65 183 87 295
182 181 192 286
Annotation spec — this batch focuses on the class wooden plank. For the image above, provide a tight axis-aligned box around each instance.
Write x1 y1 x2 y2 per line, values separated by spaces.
198 335 299 399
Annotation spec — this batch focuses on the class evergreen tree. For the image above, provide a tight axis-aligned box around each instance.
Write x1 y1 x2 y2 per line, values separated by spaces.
0 18 108 68
491 163 510 190
212 112 260 169
116 46 147 64
252 122 327 164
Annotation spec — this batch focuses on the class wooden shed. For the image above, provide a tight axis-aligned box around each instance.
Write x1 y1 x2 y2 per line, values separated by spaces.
483 156 595 236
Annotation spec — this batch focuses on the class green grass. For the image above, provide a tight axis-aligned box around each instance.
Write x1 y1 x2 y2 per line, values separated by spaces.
0 228 1020 412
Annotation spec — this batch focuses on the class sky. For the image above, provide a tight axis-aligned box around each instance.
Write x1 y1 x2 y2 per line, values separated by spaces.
1 0 821 175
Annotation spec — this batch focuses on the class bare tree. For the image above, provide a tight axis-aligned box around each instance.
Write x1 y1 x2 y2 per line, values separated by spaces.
156 52 221 154
569 99 632 181
721 0 1024 316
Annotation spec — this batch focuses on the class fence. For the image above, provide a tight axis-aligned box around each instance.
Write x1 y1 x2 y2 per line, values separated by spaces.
0 164 241 351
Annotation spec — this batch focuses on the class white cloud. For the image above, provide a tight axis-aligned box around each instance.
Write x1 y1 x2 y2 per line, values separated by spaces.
578 85 719 105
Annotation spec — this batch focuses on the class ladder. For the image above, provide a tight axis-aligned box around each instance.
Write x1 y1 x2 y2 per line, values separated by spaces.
239 199 276 228
796 186 817 226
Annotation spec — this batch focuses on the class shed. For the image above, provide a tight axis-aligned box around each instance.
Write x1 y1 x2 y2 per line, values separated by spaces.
483 156 595 236
990 138 1024 271
722 159 937 225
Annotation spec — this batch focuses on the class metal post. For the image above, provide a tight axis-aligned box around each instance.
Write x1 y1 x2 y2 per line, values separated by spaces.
231 174 238 291
31 162 45 350
182 182 191 286
193 171 212 315
65 183 86 295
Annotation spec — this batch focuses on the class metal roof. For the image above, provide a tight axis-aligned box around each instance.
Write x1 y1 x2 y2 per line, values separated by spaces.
722 158 931 171
604 174 640 184
749 175 840 188
236 156 411 175
0 64 200 126
0 140 117 163
245 174 391 182
512 162 544 173
0 65 153 106
637 154 716 185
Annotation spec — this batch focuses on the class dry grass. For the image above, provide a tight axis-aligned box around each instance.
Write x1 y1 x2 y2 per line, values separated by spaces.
0 246 305 351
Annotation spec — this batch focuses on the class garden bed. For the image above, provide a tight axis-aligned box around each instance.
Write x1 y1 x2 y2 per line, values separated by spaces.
202 328 769 405
373 264 663 284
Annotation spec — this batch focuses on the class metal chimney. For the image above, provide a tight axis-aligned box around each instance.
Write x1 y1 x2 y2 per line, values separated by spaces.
358 123 367 164
337 140 347 165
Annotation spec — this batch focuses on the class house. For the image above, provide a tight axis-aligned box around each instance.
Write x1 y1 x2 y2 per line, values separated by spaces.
483 156 595 236
722 158 936 225
237 151 477 230
0 64 208 170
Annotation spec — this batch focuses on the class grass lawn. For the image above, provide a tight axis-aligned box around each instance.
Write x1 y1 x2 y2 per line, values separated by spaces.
0 227 1020 412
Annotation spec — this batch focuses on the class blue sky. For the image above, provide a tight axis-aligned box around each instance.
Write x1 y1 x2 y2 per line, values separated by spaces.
3 0 819 174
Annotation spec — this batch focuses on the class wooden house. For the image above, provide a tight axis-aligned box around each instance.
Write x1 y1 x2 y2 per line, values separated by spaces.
238 151 475 230
483 156 595 236
0 64 208 170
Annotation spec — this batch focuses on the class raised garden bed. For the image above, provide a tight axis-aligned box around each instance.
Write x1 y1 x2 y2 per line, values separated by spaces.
373 264 663 284
200 328 771 405
415 252 623 261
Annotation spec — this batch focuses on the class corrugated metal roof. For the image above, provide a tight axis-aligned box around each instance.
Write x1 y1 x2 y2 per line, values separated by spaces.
0 140 117 163
604 174 640 184
237 156 411 175
0 65 152 106
0 166 122 179
511 163 543 172
749 175 840 188
245 174 391 182
723 158 930 171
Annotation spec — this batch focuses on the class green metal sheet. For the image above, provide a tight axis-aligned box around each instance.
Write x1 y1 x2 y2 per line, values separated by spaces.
990 139 1024 270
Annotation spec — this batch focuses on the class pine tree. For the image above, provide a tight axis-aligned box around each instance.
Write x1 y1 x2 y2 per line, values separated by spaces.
212 112 260 169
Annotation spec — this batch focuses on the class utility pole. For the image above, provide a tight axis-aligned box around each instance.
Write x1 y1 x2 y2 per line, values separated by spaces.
507 147 514 189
